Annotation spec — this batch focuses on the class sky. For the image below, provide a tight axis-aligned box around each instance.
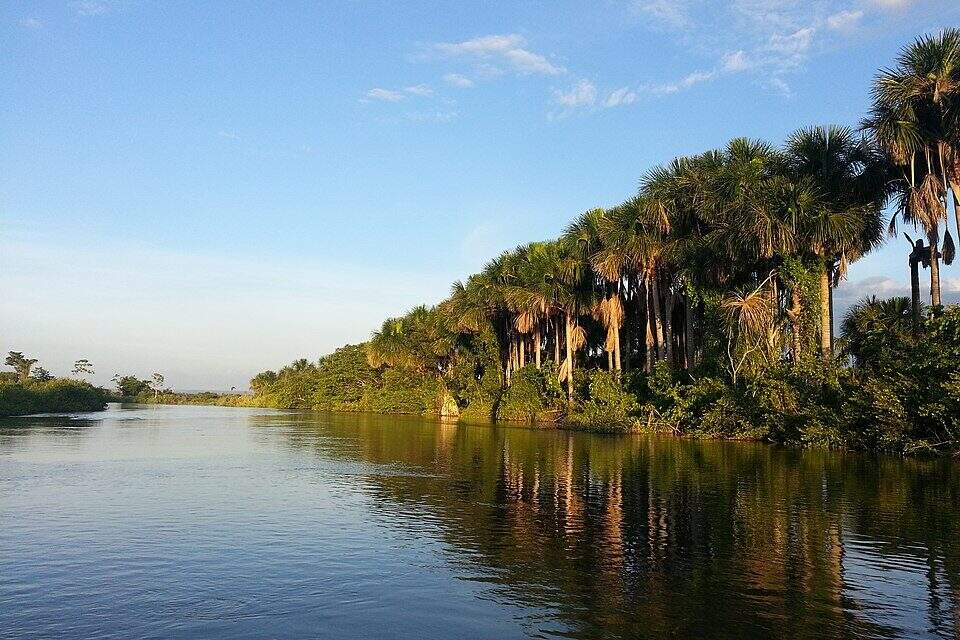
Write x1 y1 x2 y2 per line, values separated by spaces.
3 0 960 390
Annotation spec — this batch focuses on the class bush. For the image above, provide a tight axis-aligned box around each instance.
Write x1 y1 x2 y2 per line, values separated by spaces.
496 364 564 423
0 379 108 417
566 371 640 432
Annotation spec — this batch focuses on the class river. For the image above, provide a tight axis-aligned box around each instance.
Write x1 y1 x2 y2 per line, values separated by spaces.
1 403 958 639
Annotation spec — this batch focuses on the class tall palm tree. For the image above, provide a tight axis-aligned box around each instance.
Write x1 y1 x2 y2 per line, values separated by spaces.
785 126 886 359
865 28 960 307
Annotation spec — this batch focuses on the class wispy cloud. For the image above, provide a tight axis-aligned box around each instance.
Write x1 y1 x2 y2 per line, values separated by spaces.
364 88 406 102
431 34 565 76
826 9 863 31
550 80 639 117
722 50 751 72
404 84 434 97
72 0 111 16
443 73 475 88
628 0 918 99
648 70 716 95
871 0 914 8
404 109 458 123
19 17 43 29
764 26 816 69
835 276 960 302
604 86 638 107
218 131 242 141
553 79 597 108
633 0 691 30
364 85 437 103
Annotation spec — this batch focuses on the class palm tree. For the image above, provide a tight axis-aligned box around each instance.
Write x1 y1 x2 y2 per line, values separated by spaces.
564 208 623 372
840 296 916 369
785 126 886 359
864 29 960 307
367 305 460 415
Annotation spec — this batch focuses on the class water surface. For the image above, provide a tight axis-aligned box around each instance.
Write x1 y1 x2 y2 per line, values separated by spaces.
1 404 958 639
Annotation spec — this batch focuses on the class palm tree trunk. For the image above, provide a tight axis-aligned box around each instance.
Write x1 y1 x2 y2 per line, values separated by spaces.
789 286 802 362
645 279 656 373
910 250 921 331
518 335 526 368
650 272 665 362
565 312 574 403
534 326 541 369
828 276 835 353
614 320 622 373
622 283 631 373
930 237 942 307
662 277 674 368
951 182 960 252
553 317 560 363
819 266 831 360
682 294 692 370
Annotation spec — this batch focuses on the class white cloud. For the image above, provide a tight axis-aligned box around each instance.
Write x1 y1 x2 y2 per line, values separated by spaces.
443 73 475 88
404 84 434 97
72 1 111 16
722 50 751 72
218 131 242 141
633 0 691 30
650 70 715 95
435 34 525 56
826 9 863 30
553 79 597 107
432 34 565 76
365 88 406 102
604 87 637 107
19 17 42 28
769 77 792 97
765 26 816 68
871 0 913 8
404 109 458 123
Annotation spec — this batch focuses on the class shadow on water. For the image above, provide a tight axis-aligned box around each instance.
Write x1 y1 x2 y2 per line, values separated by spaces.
266 411 960 639
2 406 958 639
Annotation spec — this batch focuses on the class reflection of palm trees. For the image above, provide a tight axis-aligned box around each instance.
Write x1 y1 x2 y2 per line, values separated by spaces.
267 412 960 638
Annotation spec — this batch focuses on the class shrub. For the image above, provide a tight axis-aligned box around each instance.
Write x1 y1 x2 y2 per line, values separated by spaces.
0 379 107 417
496 364 564 423
566 371 639 432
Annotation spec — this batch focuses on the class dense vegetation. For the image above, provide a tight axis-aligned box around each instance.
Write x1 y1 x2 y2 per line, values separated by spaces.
242 31 960 454
0 353 108 417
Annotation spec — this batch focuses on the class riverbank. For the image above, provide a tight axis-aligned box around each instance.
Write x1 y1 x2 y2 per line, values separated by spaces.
136 310 960 456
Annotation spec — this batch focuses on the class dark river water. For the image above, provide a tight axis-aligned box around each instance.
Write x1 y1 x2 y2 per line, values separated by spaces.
1 404 959 639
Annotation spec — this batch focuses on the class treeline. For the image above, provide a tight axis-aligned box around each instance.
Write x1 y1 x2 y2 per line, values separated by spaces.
245 32 960 453
0 353 108 417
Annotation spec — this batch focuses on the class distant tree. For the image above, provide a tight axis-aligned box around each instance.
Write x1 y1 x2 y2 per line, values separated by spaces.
5 352 38 383
151 373 165 398
30 367 54 382
72 359 95 378
250 370 278 393
113 374 151 397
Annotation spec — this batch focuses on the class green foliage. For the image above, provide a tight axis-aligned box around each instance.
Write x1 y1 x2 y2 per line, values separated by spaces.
112 375 152 397
0 379 108 417
495 364 564 423
5 351 38 383
567 371 640 432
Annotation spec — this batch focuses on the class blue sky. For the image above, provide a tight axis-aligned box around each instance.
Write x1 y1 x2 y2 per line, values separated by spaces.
3 0 960 390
